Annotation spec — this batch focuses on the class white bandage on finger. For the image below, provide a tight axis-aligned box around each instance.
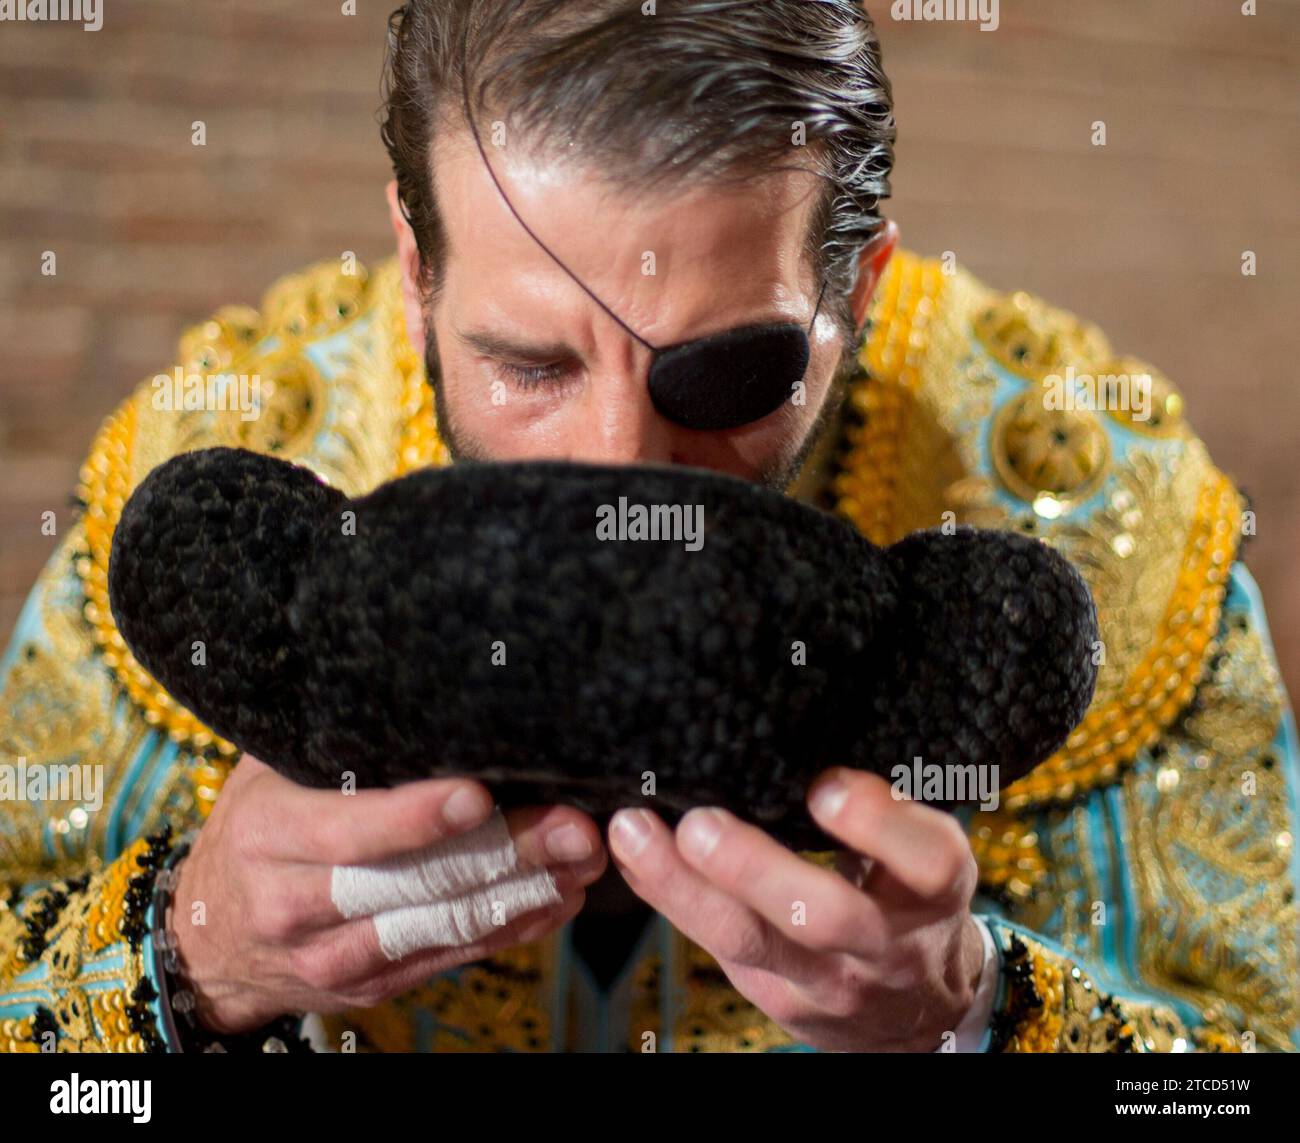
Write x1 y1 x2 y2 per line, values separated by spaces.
328 807 562 959
372 866 563 960
330 808 524 919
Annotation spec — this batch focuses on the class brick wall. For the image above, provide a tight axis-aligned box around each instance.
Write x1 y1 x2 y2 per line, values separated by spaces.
2 0 1297 695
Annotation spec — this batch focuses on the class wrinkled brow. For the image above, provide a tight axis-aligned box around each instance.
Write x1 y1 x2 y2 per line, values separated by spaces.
456 327 575 361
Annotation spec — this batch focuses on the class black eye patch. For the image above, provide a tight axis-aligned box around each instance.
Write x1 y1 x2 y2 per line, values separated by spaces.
648 323 810 431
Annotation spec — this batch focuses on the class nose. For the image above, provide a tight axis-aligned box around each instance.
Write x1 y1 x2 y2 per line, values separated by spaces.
565 368 675 466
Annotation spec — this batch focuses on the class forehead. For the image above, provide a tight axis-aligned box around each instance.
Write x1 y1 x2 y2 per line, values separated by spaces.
429 123 824 333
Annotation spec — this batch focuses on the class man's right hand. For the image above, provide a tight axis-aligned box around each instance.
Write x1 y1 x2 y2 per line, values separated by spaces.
171 754 606 1036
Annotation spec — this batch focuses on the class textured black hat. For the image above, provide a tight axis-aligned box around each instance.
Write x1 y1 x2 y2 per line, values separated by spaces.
108 447 1098 849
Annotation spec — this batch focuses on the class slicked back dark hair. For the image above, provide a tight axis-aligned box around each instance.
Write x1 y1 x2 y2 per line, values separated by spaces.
380 0 895 340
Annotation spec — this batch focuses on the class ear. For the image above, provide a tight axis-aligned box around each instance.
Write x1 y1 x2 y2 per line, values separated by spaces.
386 179 428 359
849 219 900 337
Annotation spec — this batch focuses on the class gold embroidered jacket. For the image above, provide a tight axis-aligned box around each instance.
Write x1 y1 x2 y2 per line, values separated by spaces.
2 251 1296 1053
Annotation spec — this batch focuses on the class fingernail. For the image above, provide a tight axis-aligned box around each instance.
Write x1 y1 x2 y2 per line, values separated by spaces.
679 808 723 860
810 777 849 821
443 786 491 828
610 809 653 859
545 823 594 863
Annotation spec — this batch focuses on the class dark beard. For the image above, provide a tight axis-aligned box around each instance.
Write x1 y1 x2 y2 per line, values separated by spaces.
755 366 849 492
424 334 849 491
425 336 491 463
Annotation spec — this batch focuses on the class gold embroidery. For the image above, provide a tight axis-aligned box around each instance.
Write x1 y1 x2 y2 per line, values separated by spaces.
190 759 233 821
77 396 231 754
1194 1024 1247 1053
832 255 950 546
0 890 24 994
1020 950 1068 1052
262 260 373 340
319 938 554 1053
237 348 328 458
969 813 1047 905
974 294 1185 439
974 290 1112 382
72 258 447 757
997 928 1249 1053
1106 356 1185 438
0 840 155 1052
1002 469 1240 810
1 1014 42 1053
1125 615 1297 1050
0 525 152 882
669 932 795 1052
88 988 138 1052
1069 802 1108 966
994 931 1146 1053
83 847 139 956
386 270 450 475
990 391 1111 506
625 952 662 1052
1053 452 1197 710
177 306 262 376
1182 616 1285 757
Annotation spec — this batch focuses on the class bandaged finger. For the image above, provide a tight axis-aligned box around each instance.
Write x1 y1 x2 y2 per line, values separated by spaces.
330 808 522 919
371 865 563 960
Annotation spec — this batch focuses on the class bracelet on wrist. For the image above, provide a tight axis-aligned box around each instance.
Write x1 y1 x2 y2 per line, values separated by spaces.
148 827 315 1053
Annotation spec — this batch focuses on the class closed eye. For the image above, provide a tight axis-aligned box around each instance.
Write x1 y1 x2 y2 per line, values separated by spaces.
491 359 574 392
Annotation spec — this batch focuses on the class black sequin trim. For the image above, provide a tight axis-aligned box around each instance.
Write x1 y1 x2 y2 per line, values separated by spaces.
988 933 1044 1052
31 1005 59 1049
126 976 167 1054
18 886 70 963
119 827 174 952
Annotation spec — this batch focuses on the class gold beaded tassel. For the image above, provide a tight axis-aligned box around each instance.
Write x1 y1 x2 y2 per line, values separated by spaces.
832 252 946 548
386 264 450 476
76 398 237 757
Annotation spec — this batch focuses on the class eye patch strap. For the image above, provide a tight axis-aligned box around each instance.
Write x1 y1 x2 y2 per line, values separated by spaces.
459 61 656 354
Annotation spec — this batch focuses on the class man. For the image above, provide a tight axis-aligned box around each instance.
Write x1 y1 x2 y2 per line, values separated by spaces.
1 0 1295 1053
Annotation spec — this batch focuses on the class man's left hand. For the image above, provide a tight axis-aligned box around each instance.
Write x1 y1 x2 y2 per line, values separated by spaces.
608 767 987 1052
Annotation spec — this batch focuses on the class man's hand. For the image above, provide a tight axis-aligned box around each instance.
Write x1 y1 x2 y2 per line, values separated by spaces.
173 754 607 1035
608 767 986 1052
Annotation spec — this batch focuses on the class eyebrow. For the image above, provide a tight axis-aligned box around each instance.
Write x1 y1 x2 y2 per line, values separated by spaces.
456 328 575 362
